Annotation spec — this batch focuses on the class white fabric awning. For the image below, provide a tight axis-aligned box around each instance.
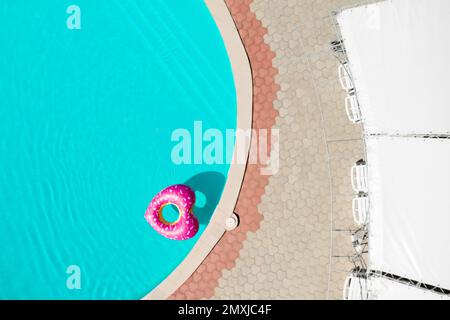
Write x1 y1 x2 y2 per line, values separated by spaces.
366 136 450 289
337 0 450 135
368 276 450 300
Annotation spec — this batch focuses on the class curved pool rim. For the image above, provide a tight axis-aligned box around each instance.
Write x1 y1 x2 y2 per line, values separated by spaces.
143 0 253 300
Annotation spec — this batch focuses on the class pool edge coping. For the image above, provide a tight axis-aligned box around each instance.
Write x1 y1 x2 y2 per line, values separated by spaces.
142 0 253 300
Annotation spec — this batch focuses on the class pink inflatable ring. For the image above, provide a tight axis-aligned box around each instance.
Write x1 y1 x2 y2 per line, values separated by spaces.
144 184 199 240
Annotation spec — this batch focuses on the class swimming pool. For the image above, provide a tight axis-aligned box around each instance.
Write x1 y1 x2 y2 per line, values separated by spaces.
0 0 236 299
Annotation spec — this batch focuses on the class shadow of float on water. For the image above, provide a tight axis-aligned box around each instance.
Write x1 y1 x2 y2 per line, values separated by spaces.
183 171 226 226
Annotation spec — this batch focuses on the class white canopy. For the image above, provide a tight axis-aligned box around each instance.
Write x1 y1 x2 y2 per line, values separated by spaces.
337 0 450 135
366 136 450 289
368 277 450 300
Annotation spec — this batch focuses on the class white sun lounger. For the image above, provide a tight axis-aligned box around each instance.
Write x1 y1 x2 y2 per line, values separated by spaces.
352 195 369 225
337 62 354 92
344 93 361 124
351 162 368 193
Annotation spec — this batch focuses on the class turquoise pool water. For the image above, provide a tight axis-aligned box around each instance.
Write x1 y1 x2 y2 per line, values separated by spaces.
0 0 236 299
